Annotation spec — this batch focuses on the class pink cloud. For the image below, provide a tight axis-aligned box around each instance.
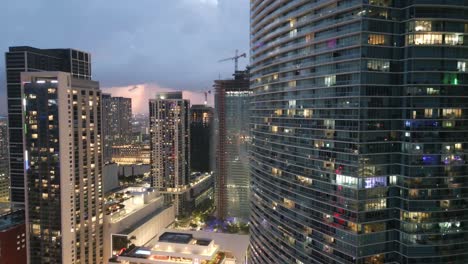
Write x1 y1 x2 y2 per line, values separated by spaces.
102 83 214 114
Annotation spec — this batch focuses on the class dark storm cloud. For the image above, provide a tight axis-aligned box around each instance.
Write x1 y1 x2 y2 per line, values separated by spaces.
0 0 250 114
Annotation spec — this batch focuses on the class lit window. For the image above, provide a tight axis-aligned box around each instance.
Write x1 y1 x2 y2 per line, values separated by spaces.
364 177 387 188
324 75 336 87
455 143 462 150
336 174 357 188
289 29 297 38
271 126 278 133
289 18 296 28
272 167 281 176
284 198 295 209
427 87 439 95
365 199 387 210
303 109 313 118
445 34 464 45
410 21 432 32
443 121 454 128
367 60 390 72
424 109 433 118
457 61 467 72
48 115 54 121
368 34 386 45
407 34 443 45
288 100 296 108
297 175 312 186
288 80 296 88
442 109 462 118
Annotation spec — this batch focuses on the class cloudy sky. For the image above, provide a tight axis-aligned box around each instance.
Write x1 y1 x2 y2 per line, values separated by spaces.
0 0 249 114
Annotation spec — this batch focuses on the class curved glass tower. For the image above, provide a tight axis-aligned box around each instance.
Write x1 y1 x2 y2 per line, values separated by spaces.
250 1 468 263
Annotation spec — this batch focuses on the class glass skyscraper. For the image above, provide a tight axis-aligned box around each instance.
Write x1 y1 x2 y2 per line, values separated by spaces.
5 46 91 206
250 1 468 263
214 70 252 220
190 104 214 173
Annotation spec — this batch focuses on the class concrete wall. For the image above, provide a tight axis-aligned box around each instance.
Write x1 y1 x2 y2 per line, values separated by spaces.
118 164 151 177
103 163 119 194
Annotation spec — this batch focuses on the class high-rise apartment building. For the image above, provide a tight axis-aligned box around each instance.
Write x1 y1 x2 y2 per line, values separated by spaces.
102 94 113 163
0 117 9 202
22 72 103 263
190 104 214 173
149 92 191 215
102 94 133 163
250 1 468 263
214 70 251 220
5 46 91 206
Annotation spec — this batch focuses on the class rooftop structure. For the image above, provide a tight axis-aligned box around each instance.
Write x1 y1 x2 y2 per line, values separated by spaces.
112 229 249 264
114 231 233 264
104 187 175 263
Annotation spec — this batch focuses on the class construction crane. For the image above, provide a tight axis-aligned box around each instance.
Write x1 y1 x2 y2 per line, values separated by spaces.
218 49 246 72
197 90 211 105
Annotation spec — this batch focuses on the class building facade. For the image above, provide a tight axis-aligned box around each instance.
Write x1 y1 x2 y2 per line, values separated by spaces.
149 92 191 215
102 94 133 163
0 210 26 264
214 71 251 220
22 72 104 263
250 1 468 263
5 46 91 206
190 105 214 173
0 117 9 202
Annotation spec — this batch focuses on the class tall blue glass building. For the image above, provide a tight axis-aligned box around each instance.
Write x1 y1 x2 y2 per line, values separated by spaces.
250 1 468 263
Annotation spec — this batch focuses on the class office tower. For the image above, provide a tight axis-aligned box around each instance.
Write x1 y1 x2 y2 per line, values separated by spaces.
250 1 468 263
214 70 251 220
190 105 214 173
22 72 103 263
0 117 9 201
149 92 191 215
5 46 91 206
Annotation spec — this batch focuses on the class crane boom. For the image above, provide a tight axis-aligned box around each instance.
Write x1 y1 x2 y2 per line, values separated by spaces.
218 49 246 72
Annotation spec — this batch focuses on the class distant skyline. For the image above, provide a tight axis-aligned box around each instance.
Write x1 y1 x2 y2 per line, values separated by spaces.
0 0 249 115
